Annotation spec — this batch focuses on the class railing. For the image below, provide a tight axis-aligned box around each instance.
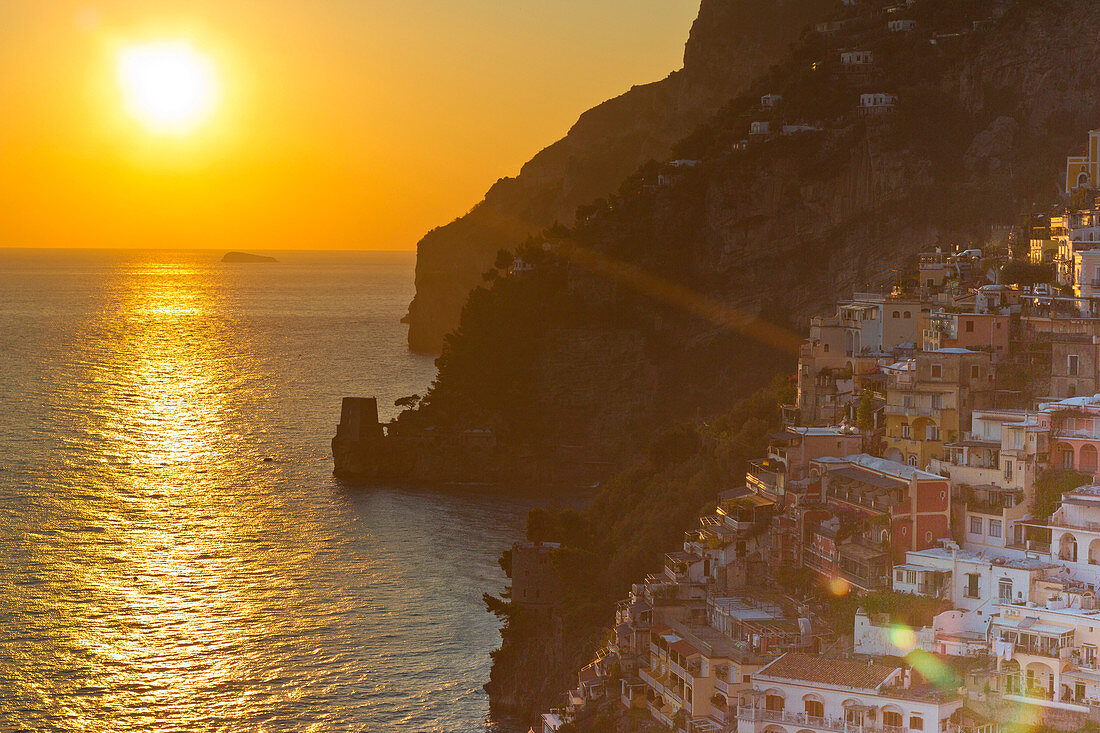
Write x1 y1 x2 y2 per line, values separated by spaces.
841 568 890 590
647 699 675 728
884 405 939 418
737 708 889 733
747 461 779 488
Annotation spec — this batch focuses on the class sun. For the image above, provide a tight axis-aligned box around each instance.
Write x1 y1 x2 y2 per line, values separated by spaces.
116 41 220 135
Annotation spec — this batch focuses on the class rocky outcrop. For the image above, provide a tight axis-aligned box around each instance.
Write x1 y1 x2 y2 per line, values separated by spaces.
405 0 836 352
221 251 277 263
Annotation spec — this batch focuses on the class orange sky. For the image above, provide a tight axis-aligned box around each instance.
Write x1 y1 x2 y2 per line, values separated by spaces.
0 1 699 250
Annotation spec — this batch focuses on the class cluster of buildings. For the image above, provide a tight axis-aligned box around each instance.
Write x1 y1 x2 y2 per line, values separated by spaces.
527 133 1100 733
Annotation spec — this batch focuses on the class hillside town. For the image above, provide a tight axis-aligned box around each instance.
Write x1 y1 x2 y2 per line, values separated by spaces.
526 130 1100 733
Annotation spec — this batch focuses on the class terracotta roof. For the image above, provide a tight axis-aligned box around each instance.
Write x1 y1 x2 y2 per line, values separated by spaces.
758 653 899 690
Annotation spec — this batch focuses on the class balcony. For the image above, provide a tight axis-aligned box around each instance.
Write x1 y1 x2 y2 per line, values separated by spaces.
747 460 781 498
884 405 941 418
737 708 891 733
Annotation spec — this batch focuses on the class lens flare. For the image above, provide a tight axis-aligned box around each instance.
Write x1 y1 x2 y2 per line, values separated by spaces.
828 577 851 596
888 626 916 654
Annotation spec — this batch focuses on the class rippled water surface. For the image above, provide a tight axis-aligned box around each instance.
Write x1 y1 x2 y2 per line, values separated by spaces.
0 249 539 731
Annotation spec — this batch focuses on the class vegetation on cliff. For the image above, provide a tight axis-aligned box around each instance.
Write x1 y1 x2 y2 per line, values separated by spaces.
482 379 790 720
405 0 836 352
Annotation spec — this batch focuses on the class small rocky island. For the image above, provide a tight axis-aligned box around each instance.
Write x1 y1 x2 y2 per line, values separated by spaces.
221 251 277 263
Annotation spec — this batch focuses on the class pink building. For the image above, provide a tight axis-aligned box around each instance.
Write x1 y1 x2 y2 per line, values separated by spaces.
923 311 1011 358
1039 394 1100 478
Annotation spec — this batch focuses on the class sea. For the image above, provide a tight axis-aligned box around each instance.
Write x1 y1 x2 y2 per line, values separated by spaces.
0 249 543 732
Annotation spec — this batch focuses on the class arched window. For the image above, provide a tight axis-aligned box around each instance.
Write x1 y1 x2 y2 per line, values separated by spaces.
893 311 901 318
805 700 824 719
907 454 918 466
1080 172 1091 188
766 693 785 712
883 711 903 729
904 311 912 319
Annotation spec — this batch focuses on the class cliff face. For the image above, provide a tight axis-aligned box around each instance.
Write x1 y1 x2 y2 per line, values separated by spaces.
442 0 1100 724
405 0 835 352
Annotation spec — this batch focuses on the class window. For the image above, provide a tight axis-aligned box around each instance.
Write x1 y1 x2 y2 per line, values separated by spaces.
1064 449 1075 470
896 569 905 583
965 572 980 599
925 531 933 542
903 395 913 408
805 700 824 719
910 716 924 731
907 455 918 467
823 343 830 353
883 711 903 728
904 311 912 319
901 424 910 438
931 393 943 409
971 365 981 379
1005 460 1013 481
893 311 901 318
966 320 975 333
931 363 943 379
926 424 939 441
1069 354 1080 376
970 516 983 535
906 570 916 584
765 694 784 712
989 519 1002 538
999 579 1013 603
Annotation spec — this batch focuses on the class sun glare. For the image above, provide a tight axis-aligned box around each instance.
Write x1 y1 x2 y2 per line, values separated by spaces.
117 41 219 135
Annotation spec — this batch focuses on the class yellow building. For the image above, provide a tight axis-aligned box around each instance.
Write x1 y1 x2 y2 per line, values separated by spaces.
883 349 994 469
1066 129 1100 193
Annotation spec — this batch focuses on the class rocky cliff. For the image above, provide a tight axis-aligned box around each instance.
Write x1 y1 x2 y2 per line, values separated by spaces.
405 0 836 352
444 0 1100 724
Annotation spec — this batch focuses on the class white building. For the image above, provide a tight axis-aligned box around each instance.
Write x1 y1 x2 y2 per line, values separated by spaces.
1029 485 1100 587
736 653 963 733
888 19 917 32
927 408 1045 557
751 121 772 136
992 586 1100 708
859 94 898 114
841 50 874 67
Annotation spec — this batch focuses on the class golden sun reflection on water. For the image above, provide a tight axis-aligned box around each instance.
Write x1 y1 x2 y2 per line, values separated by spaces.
31 264 327 730
1 251 518 732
